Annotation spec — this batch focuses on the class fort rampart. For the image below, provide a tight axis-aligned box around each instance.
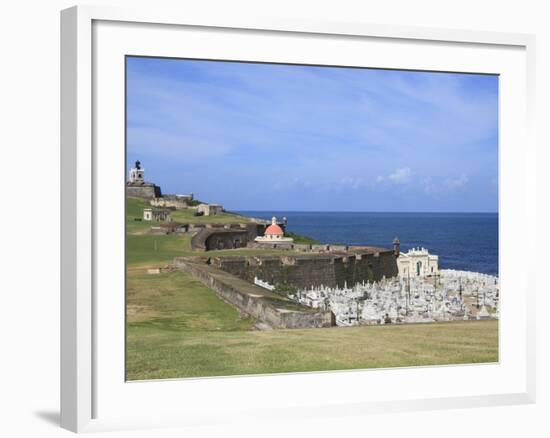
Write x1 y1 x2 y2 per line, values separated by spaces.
173 258 334 329
210 249 398 289
190 224 264 250
126 183 161 199
150 194 192 209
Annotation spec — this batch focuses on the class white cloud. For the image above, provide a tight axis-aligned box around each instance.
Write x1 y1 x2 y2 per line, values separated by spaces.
423 176 437 195
422 173 469 197
339 176 365 190
377 167 412 185
445 173 469 189
273 177 312 192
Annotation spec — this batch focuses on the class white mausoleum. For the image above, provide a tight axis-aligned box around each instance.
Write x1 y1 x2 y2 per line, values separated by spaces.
397 247 439 279
254 217 294 243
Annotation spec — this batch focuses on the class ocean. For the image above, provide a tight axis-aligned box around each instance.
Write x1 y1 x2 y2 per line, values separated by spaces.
238 211 499 276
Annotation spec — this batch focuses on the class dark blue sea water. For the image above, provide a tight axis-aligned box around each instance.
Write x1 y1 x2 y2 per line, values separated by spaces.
237 211 499 276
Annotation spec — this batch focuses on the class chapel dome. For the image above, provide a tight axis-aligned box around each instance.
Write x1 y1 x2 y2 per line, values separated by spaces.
265 224 284 236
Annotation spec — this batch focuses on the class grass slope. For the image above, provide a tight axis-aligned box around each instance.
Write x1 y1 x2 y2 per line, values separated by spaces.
127 234 192 266
127 270 255 331
127 196 257 228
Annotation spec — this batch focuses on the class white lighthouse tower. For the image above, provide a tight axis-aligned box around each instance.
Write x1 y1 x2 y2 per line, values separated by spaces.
129 160 145 184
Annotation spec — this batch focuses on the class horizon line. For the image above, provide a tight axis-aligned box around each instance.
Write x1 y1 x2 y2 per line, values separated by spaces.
232 209 499 214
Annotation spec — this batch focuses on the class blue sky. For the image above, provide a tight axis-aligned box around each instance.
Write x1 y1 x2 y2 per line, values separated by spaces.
127 57 498 213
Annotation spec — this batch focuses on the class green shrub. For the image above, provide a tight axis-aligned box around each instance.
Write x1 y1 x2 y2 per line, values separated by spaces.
284 232 320 244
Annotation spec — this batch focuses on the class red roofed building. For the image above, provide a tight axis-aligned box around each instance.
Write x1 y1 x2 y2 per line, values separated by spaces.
264 223 284 236
255 217 294 243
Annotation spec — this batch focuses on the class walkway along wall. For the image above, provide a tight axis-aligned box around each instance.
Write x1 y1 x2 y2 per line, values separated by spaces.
173 258 335 329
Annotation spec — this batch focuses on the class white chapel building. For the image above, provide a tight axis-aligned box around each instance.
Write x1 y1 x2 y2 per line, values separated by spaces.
397 247 439 279
255 217 294 243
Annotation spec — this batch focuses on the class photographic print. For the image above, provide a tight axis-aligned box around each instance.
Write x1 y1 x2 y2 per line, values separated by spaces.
125 56 499 381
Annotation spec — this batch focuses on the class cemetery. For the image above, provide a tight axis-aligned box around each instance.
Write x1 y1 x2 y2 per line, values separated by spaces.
272 269 499 326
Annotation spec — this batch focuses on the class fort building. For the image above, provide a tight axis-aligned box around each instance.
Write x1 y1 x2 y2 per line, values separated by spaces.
190 223 261 250
150 194 194 210
143 208 172 222
126 160 161 199
197 203 223 216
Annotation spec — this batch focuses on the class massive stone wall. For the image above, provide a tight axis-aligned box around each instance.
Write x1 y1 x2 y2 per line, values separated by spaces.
191 224 263 250
126 183 161 199
174 258 334 329
210 250 398 289
150 195 192 209
205 230 250 250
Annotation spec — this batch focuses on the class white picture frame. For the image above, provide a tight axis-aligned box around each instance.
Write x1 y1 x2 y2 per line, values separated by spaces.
60 4 537 433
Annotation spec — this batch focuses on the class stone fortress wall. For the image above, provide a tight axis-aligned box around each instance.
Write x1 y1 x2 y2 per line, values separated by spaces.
150 194 193 209
209 249 398 289
174 258 335 329
190 223 265 250
126 183 161 199
198 229 250 250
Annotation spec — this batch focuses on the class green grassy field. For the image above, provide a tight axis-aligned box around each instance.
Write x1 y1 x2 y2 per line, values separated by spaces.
126 196 499 380
126 270 498 380
127 320 499 380
127 197 258 230
284 231 320 244
127 234 191 265
127 270 255 330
